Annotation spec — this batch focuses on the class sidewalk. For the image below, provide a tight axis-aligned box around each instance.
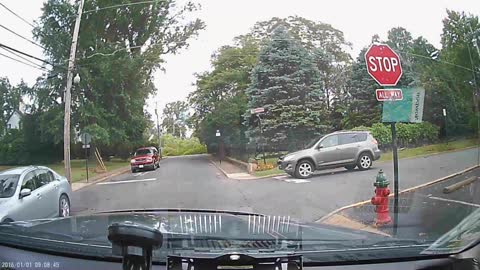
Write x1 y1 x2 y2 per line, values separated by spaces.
209 155 263 180
71 166 130 191
319 166 480 241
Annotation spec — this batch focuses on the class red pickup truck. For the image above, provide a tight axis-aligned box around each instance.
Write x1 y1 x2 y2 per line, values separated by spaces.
130 147 160 173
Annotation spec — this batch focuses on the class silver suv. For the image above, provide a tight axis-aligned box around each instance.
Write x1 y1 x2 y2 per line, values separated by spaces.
277 131 381 178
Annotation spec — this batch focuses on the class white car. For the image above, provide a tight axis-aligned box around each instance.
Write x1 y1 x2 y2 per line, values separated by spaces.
0 166 72 223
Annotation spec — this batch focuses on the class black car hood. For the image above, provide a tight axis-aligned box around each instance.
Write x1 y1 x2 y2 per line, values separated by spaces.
0 209 390 260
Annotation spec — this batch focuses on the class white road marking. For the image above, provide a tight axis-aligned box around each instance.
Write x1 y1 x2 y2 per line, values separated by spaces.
284 179 311 184
273 175 310 183
97 178 157 185
428 196 480 208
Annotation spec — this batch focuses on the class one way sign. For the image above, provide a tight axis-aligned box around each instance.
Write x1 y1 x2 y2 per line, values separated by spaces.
376 89 403 101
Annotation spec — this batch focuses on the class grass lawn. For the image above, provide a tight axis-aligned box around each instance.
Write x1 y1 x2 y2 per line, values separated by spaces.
0 159 129 183
253 138 479 177
378 138 479 162
253 167 284 177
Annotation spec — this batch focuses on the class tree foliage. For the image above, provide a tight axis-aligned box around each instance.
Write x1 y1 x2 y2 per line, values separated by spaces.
162 101 189 138
32 0 205 152
245 26 329 147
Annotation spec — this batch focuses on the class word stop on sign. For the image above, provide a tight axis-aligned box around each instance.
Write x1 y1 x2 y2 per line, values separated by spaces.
367 56 400 72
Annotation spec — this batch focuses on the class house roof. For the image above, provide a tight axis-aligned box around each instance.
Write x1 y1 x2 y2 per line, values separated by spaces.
6 110 24 121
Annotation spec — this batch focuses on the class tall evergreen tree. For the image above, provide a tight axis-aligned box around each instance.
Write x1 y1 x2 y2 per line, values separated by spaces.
245 26 329 149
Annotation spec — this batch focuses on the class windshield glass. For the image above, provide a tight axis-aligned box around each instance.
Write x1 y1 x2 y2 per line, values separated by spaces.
0 0 479 265
304 136 323 149
135 149 152 156
0 175 19 198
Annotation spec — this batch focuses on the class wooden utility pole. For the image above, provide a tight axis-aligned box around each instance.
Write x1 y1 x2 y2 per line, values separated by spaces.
64 0 85 183
155 103 162 155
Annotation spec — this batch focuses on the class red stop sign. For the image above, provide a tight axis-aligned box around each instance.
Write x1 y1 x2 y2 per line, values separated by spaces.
365 44 403 86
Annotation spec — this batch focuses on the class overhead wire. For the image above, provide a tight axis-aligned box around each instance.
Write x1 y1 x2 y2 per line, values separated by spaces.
0 43 53 66
0 2 36 28
0 51 47 71
0 47 46 69
83 0 160 14
0 23 45 49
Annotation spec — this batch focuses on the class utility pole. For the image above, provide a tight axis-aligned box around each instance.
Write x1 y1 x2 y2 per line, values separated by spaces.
155 103 161 156
64 0 85 183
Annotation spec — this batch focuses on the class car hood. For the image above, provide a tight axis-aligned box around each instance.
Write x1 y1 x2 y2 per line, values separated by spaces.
283 149 312 159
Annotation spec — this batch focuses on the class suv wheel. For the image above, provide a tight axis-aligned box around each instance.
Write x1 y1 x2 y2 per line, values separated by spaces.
357 153 372 170
295 160 314 179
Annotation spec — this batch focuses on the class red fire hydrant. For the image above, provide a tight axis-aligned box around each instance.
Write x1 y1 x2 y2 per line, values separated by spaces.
371 170 391 225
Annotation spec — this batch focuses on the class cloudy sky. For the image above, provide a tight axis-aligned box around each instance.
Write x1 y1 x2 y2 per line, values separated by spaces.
0 0 478 117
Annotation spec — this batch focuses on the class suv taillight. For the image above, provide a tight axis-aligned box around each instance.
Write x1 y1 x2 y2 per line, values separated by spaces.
372 138 378 145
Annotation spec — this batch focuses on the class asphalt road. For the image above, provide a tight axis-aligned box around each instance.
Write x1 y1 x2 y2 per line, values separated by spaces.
72 148 480 222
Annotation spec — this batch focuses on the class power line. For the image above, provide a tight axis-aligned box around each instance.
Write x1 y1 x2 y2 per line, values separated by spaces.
83 0 160 14
0 2 36 28
0 23 45 49
0 51 47 71
0 43 52 66
0 47 46 69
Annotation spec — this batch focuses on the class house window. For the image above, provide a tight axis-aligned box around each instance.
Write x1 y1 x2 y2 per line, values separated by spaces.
7 124 11 129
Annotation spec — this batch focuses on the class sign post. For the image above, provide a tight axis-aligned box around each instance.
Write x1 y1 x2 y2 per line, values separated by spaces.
365 44 403 235
80 133 92 182
251 107 266 165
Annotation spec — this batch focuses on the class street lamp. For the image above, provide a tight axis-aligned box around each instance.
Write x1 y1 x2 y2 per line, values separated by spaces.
73 74 81 84
216 130 222 164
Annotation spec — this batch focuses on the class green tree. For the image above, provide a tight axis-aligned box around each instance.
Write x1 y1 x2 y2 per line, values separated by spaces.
162 101 189 138
189 36 259 156
245 26 329 149
32 0 205 154
244 16 352 118
0 78 24 134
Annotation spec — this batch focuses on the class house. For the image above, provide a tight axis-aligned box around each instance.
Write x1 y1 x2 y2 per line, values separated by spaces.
6 110 23 130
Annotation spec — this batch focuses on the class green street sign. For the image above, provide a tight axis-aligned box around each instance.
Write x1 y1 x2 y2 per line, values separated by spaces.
382 87 425 123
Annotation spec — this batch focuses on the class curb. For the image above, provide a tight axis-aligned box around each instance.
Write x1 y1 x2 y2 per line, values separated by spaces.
72 166 130 192
316 164 480 223
208 158 229 178
208 157 288 180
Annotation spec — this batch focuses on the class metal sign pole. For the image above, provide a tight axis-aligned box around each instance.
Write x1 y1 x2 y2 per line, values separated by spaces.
391 122 399 235
85 146 89 182
257 115 266 165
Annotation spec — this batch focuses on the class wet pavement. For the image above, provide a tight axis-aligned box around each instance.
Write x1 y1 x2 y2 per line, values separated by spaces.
334 167 480 241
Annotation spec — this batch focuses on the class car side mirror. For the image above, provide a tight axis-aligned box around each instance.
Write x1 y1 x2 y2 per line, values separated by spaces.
317 145 324 150
19 188 31 198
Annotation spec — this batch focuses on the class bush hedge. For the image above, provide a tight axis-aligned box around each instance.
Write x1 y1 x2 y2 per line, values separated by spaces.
161 134 208 156
353 122 440 149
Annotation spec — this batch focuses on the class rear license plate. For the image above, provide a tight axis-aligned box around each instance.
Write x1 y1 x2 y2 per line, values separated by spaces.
139 165 144 168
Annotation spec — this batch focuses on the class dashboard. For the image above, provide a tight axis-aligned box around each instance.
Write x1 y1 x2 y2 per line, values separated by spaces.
1 242 479 270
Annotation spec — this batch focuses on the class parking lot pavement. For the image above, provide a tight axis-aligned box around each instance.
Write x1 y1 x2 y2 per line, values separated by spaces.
322 167 480 241
71 148 479 224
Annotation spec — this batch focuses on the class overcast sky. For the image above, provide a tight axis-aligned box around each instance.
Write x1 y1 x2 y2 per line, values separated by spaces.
0 0 479 117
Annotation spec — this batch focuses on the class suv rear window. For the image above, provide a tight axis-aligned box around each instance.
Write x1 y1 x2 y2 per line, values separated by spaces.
356 133 367 142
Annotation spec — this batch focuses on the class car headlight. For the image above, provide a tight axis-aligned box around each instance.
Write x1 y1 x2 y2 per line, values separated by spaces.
283 155 294 161
146 157 153 162
130 159 136 163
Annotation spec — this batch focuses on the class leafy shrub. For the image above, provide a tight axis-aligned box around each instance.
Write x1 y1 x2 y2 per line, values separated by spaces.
161 134 207 156
370 123 392 146
352 122 439 149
